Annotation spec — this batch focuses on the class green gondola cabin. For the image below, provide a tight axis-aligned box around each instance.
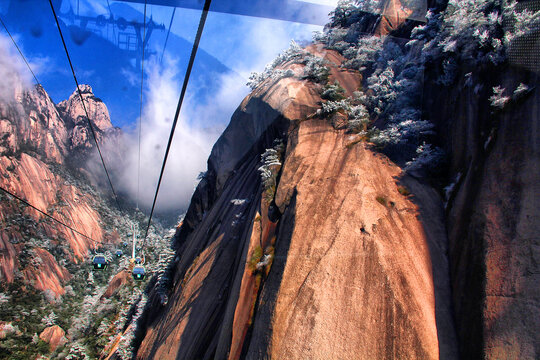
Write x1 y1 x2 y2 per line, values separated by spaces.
132 265 145 281
92 255 108 270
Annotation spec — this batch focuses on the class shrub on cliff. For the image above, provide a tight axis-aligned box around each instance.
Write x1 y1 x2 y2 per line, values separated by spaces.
341 35 383 71
301 55 330 83
258 140 284 201
247 41 304 89
489 86 510 108
321 81 346 101
247 41 331 90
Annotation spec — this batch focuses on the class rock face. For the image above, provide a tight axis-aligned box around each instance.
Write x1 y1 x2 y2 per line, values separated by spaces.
374 0 414 36
103 270 131 298
424 65 540 358
39 325 67 351
57 84 113 131
245 119 453 359
135 48 457 359
0 85 68 163
0 84 120 296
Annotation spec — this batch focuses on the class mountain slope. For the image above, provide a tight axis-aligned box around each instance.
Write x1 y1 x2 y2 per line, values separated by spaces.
0 83 172 359
132 1 540 359
134 43 457 359
0 84 118 296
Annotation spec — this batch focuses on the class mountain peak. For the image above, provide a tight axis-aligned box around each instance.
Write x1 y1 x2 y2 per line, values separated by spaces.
58 85 113 132
76 84 94 94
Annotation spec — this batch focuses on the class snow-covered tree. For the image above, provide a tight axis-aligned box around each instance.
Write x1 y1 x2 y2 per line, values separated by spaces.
489 86 510 109
0 292 10 306
65 342 90 360
301 55 330 83
247 41 304 89
154 243 176 303
321 81 346 101
116 292 148 360
41 311 58 327
321 98 352 115
405 142 445 171
370 120 435 147
258 140 284 200
347 104 370 132
87 271 95 287
342 36 383 71
513 83 530 99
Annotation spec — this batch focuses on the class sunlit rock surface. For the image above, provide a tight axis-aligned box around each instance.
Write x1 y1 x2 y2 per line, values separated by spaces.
135 46 456 360
39 325 67 351
0 84 118 296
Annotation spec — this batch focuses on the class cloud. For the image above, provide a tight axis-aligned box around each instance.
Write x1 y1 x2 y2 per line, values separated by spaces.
121 67 138 87
115 55 248 213
0 32 35 101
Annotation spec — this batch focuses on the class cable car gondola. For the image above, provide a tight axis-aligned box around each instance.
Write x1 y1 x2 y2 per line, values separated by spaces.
132 265 146 281
92 254 108 270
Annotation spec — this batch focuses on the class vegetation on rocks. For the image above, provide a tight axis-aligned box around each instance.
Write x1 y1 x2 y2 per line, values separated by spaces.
258 139 285 202
311 0 539 172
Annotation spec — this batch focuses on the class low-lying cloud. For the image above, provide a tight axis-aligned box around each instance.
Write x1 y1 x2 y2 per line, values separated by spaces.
115 56 248 213
0 32 35 101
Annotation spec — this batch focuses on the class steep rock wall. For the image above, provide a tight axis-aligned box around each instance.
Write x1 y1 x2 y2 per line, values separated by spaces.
135 48 457 359
425 64 540 359
0 84 119 296
243 118 457 359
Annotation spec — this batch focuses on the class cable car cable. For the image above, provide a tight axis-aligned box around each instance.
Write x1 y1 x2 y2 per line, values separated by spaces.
160 7 176 64
136 0 148 210
0 184 100 244
141 0 212 249
0 16 41 86
48 0 122 212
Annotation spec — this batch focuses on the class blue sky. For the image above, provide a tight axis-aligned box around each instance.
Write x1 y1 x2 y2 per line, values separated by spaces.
0 0 338 213
1 0 337 127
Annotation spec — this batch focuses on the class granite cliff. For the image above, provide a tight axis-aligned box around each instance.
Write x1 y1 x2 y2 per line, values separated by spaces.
0 84 123 297
134 41 457 360
131 0 539 359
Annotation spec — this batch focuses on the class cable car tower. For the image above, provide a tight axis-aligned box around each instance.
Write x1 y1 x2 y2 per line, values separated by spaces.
58 0 165 69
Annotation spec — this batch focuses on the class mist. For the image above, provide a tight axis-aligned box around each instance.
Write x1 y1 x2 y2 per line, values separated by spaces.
0 32 34 102
114 56 248 213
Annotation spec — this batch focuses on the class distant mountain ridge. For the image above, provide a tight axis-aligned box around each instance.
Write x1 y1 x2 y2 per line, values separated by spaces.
0 83 123 296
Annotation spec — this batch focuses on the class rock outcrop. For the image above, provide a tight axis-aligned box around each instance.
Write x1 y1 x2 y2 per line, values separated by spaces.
39 325 67 351
374 0 414 36
103 270 131 298
0 84 120 296
57 84 113 132
425 65 540 358
135 46 457 360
